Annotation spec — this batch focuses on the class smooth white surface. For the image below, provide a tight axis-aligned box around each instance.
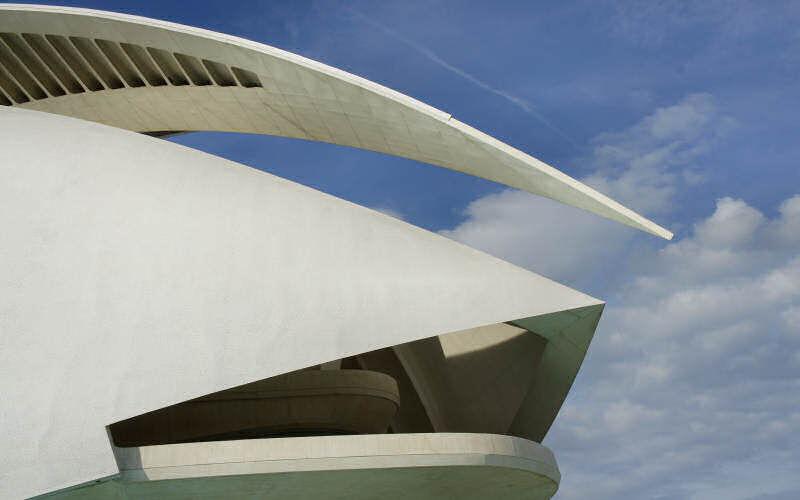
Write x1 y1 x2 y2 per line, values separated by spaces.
0 107 602 499
0 4 672 239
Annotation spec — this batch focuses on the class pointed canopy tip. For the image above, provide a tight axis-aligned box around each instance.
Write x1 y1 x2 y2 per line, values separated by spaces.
629 217 673 240
641 220 674 240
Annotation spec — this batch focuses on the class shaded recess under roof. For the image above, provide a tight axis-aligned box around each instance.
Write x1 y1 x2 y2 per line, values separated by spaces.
107 319 581 449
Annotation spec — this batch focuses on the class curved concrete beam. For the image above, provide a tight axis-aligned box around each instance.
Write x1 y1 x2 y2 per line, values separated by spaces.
0 4 672 239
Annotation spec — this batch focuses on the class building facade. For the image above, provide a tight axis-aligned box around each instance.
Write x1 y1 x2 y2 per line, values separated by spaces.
0 5 670 499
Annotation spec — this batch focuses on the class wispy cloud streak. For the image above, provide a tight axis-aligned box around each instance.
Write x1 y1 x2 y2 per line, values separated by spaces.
344 7 578 147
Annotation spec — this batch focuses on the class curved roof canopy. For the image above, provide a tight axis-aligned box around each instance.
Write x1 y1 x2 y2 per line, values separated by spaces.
0 4 672 239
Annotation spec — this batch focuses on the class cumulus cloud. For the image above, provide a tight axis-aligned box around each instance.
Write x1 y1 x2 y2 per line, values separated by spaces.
441 94 800 498
693 197 765 248
582 93 735 214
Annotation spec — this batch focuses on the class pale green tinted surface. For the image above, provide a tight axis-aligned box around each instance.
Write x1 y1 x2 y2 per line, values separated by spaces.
42 466 557 500
511 304 604 441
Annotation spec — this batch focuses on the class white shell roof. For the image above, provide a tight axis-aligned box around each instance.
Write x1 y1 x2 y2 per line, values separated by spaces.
1 107 600 499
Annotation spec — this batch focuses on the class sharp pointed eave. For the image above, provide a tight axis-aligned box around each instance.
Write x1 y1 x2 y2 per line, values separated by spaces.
449 119 674 240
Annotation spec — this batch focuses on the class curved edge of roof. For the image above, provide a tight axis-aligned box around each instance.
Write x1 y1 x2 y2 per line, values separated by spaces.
0 4 673 240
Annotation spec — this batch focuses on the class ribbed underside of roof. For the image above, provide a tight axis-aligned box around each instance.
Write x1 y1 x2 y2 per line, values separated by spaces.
0 32 262 105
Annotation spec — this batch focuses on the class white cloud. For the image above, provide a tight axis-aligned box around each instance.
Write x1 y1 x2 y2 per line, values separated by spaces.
693 197 765 248
582 93 735 214
548 196 800 500
774 195 800 245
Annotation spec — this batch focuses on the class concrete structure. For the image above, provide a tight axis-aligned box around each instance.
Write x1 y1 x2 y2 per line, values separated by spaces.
0 5 670 500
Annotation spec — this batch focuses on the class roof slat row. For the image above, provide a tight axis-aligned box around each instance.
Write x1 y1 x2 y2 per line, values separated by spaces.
46 34 104 91
21 33 85 94
0 37 46 99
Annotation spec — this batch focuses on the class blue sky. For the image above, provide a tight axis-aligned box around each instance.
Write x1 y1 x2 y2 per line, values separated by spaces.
19 1 800 499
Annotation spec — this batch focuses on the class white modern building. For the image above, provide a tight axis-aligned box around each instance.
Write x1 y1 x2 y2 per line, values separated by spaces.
0 5 671 499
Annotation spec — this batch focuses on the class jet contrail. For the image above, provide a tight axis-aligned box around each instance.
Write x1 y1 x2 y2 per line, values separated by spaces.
345 7 578 147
